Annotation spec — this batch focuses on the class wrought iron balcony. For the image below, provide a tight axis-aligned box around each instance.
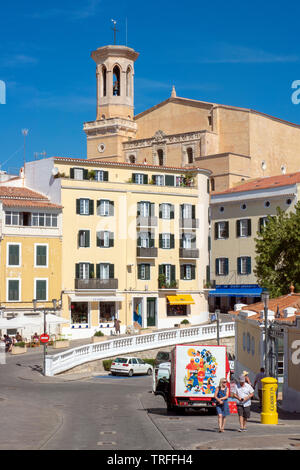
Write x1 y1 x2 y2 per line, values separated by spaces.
179 218 199 228
136 216 158 227
136 247 158 258
179 248 199 259
75 278 118 290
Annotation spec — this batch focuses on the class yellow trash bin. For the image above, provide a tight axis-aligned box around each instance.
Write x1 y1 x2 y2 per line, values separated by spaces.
261 377 278 425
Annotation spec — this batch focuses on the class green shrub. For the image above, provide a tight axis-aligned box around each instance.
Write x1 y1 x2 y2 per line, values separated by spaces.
180 319 190 325
14 342 26 348
103 359 113 371
94 331 105 337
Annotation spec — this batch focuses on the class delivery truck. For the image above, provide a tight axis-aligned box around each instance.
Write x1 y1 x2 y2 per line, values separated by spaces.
153 344 230 412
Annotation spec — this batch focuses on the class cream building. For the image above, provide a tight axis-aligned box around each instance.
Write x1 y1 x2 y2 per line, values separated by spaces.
84 44 300 193
24 157 210 339
210 172 300 312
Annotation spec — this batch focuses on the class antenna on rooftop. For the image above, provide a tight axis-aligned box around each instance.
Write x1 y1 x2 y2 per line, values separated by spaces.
111 19 119 45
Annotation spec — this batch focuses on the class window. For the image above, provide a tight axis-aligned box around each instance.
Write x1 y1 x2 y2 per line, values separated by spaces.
181 204 192 219
8 244 20 266
160 233 173 249
159 264 176 285
160 203 174 219
32 213 57 227
264 200 270 208
138 232 151 248
126 66 132 97
97 231 113 248
98 263 110 280
35 279 47 301
102 66 107 97
35 245 48 267
180 264 196 280
94 170 108 182
5 211 22 226
157 149 164 166
71 302 88 324
215 221 229 239
133 173 148 185
138 264 150 280
237 256 251 275
97 199 114 217
259 217 268 233
139 201 150 217
113 65 121 96
76 199 92 216
237 219 251 237
129 155 136 163
216 258 229 276
7 279 20 301
187 147 193 164
74 168 84 180
78 230 90 248
154 175 164 186
167 303 187 317
78 263 90 280
181 233 195 249
241 203 247 210
99 302 115 323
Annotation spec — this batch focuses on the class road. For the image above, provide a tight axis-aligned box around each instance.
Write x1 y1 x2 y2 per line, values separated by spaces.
1 349 300 451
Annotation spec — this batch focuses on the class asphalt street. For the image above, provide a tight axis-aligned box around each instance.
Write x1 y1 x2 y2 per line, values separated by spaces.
1 348 300 451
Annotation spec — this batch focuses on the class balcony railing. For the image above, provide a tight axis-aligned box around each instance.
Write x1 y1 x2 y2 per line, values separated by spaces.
75 278 118 290
179 248 199 259
179 218 199 229
136 216 158 227
136 247 158 258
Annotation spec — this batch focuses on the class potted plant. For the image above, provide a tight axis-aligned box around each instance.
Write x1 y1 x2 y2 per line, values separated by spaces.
88 170 96 180
158 274 166 288
180 319 190 328
11 341 27 355
92 330 108 343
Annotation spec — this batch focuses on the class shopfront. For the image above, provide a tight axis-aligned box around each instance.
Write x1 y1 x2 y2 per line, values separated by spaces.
209 285 262 313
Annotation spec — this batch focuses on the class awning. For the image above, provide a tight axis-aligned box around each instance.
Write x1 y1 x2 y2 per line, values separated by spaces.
167 295 195 305
69 295 124 302
209 287 262 297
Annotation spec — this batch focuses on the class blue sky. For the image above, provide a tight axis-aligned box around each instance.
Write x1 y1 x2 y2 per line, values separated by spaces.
1 0 300 173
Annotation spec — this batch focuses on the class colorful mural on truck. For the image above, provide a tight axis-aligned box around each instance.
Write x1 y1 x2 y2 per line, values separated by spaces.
174 345 227 397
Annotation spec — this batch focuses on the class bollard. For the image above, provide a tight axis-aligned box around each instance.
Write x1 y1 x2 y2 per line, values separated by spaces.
261 377 278 425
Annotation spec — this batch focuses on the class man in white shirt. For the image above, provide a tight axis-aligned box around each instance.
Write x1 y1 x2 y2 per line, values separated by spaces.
233 374 254 431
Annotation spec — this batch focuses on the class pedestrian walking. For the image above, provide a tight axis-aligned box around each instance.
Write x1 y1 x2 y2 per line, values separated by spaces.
4 335 12 353
114 318 121 335
233 374 254 432
242 370 253 387
214 378 230 432
253 367 266 409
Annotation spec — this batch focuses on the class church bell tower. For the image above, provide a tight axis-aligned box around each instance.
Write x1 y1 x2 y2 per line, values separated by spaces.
84 44 139 161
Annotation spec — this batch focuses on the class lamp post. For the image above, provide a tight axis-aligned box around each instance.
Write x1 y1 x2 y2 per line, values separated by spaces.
215 309 221 345
33 298 58 376
261 290 269 376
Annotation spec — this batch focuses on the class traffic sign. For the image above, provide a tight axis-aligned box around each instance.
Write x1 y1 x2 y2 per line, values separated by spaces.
40 334 50 344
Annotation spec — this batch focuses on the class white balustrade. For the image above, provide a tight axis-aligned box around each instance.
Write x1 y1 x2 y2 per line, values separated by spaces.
45 323 235 376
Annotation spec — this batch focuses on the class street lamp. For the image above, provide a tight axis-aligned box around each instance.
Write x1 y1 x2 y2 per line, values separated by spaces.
215 309 221 345
261 290 269 376
33 298 58 376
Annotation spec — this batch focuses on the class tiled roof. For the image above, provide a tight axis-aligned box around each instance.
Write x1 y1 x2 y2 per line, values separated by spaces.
229 293 300 323
213 171 300 196
2 199 62 209
0 187 48 200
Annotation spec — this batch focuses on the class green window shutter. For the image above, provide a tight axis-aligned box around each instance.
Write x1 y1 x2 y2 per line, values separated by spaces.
137 233 141 247
83 169 89 180
152 175 156 185
236 220 241 237
149 233 154 248
192 205 196 219
143 174 148 184
159 264 164 276
159 204 162 218
109 264 115 279
137 202 141 216
165 175 174 186
103 171 109 181
85 231 90 247
170 205 174 219
208 236 211 251
78 230 82 247
8 280 19 301
171 265 176 282
180 236 183 248
76 199 80 214
225 258 229 276
180 265 185 280
70 168 75 179
170 234 175 249
159 234 163 248
137 264 142 280
215 223 218 240
36 280 47 301
75 263 80 279
89 263 94 279
191 264 196 280
109 232 114 247
96 264 100 279
36 245 47 266
145 264 150 280
109 201 114 216
225 221 229 238
206 265 210 283
247 219 252 237
9 245 19 265
89 199 94 215
237 257 241 275
132 173 136 183
247 257 251 274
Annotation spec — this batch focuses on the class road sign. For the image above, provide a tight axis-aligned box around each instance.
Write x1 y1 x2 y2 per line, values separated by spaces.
40 334 50 344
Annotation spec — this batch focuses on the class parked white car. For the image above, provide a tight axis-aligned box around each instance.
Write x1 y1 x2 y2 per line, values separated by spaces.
110 357 153 377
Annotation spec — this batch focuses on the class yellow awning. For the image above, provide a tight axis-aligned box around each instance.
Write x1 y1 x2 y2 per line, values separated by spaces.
167 295 195 305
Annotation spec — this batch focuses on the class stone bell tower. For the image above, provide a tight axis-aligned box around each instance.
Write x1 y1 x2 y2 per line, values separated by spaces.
84 45 139 161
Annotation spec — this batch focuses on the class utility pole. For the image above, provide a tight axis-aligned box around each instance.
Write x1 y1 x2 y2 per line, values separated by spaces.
21 129 29 181
215 309 220 345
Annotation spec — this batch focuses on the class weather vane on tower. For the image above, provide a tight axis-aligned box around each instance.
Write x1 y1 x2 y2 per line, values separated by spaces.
111 19 119 45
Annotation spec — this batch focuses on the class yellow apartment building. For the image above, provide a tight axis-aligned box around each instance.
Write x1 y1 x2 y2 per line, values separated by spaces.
0 186 62 338
24 157 210 339
210 172 300 312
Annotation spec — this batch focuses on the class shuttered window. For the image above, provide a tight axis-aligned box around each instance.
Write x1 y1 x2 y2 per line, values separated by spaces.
36 280 47 301
8 244 20 266
36 245 47 266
